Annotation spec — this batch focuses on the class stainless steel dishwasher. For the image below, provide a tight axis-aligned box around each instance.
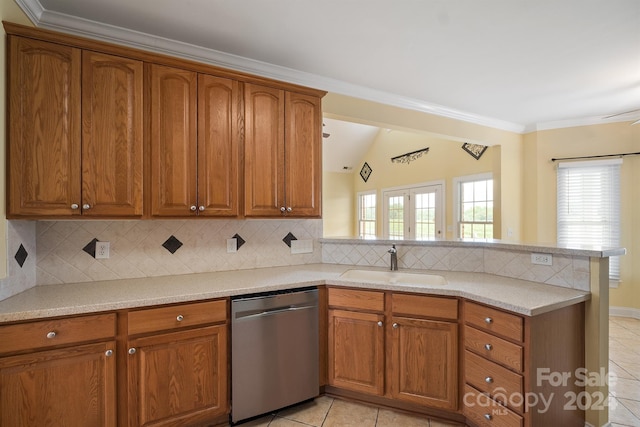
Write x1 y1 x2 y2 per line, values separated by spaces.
231 287 319 424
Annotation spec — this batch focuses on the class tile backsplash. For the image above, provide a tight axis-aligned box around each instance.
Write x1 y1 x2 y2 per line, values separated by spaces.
0 220 36 300
321 241 590 291
35 219 322 286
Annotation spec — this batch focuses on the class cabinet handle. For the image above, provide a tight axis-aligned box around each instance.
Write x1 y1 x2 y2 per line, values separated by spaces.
485 317 493 324
128 348 136 355
392 323 399 329
485 376 494 384
286 207 292 212
198 206 205 211
82 204 91 210
176 314 184 322
484 413 492 420
190 205 197 211
46 331 56 339
484 343 493 351
280 207 286 212
377 321 383 327
105 349 113 357
71 204 79 210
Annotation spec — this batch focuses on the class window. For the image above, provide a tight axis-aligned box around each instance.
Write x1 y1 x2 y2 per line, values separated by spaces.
357 191 377 239
383 183 443 240
455 174 493 239
557 159 621 281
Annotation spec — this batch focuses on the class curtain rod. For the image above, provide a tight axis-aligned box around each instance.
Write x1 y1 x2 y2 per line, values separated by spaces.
551 151 640 162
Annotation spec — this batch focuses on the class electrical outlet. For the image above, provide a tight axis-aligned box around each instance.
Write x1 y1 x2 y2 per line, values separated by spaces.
96 241 110 259
226 238 237 253
291 239 313 254
531 253 552 266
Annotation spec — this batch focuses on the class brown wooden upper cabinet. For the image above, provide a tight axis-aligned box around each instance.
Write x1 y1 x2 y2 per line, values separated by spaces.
148 64 240 217
244 83 322 217
7 36 143 218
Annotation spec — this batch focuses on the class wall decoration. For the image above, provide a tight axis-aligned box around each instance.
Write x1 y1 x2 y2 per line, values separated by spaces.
360 162 372 182
462 143 488 160
391 147 430 164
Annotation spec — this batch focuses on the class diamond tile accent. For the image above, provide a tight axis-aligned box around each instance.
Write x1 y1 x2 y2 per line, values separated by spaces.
233 233 246 250
283 232 297 248
162 235 183 254
83 238 98 258
14 244 28 268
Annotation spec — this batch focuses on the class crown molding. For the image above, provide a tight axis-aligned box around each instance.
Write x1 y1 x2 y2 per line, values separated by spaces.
526 114 638 133
15 2 529 135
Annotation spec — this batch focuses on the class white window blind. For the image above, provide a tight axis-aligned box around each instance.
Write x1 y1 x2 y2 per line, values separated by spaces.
557 159 621 280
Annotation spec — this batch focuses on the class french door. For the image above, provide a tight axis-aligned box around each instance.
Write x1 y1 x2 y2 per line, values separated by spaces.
383 184 443 240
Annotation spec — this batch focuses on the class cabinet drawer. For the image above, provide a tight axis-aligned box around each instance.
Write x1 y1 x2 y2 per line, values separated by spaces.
465 326 523 372
465 350 523 413
128 299 227 335
465 301 523 342
463 384 523 427
0 313 116 354
328 288 384 312
392 293 457 320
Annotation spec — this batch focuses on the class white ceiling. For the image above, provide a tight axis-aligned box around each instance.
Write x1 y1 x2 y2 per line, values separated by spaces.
17 0 640 168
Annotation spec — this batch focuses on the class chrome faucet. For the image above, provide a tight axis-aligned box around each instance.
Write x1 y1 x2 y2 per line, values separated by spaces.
388 244 398 271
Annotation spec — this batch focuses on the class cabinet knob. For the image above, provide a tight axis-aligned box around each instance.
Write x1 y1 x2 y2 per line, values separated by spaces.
484 343 493 351
128 348 137 355
377 321 383 327
485 317 493 324
484 414 492 420
71 204 79 210
82 204 90 210
190 205 197 211
280 207 286 212
176 314 184 322
198 206 205 211
392 323 399 329
286 207 292 212
485 376 494 384
105 349 113 357
46 331 56 339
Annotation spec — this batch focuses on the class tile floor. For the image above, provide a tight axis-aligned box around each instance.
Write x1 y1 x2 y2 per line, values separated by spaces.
240 316 640 427
609 316 640 426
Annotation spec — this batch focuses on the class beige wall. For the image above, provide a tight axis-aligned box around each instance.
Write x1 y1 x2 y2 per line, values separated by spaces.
347 129 494 239
523 123 640 310
1 0 32 278
322 171 355 237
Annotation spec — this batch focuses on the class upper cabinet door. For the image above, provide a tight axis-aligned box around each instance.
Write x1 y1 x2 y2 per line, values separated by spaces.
82 51 143 217
284 92 322 217
7 37 82 217
197 74 240 217
149 64 198 216
244 83 285 217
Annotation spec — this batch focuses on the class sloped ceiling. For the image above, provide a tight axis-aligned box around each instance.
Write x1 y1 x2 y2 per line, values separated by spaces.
15 0 640 135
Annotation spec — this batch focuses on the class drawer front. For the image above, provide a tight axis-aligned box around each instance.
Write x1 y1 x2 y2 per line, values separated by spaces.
465 350 524 413
328 288 384 312
463 384 523 427
465 301 523 342
128 299 227 335
0 313 116 354
392 293 458 320
465 326 523 372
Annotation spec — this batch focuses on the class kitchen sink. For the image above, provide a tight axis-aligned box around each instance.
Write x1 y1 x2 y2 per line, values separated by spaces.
339 269 447 286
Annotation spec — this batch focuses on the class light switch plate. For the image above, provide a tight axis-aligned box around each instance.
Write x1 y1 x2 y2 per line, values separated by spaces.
291 239 313 254
226 238 237 253
96 241 110 259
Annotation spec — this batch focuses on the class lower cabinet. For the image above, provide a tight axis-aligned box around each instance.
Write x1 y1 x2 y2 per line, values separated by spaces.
125 299 229 427
327 287 459 412
0 314 117 426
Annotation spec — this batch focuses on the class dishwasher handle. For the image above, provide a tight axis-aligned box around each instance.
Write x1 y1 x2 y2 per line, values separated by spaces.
234 304 316 321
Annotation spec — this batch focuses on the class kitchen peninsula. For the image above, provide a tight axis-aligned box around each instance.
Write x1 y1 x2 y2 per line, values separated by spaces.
0 239 622 427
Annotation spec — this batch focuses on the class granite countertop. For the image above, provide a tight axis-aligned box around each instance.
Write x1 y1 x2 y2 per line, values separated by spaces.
0 263 590 322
